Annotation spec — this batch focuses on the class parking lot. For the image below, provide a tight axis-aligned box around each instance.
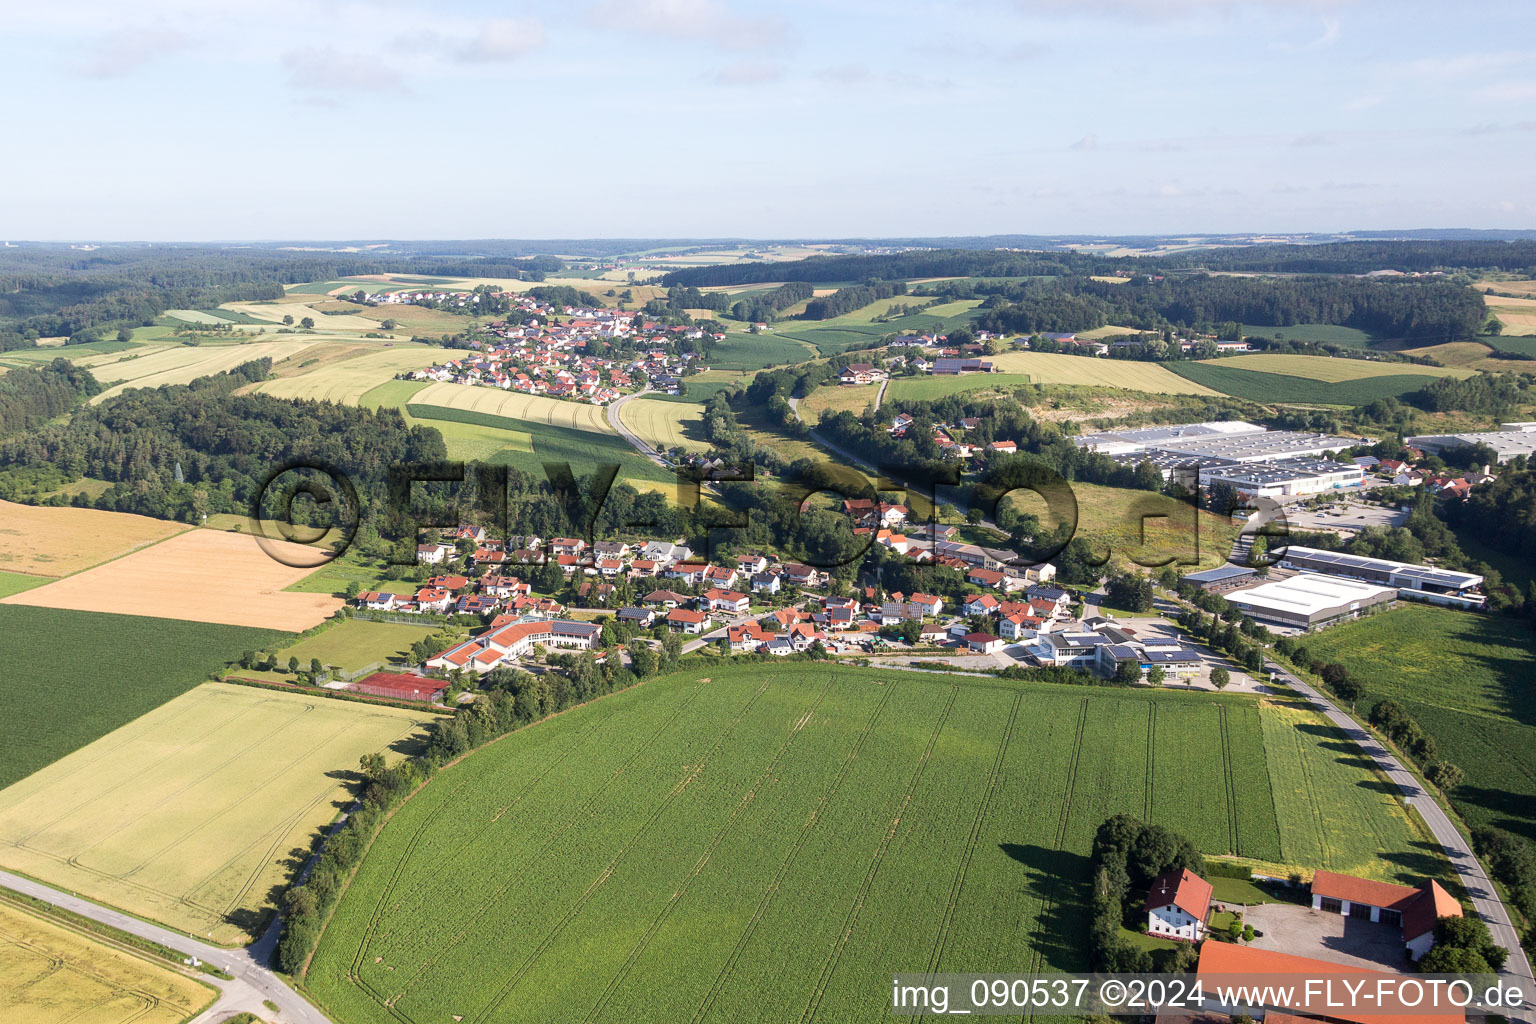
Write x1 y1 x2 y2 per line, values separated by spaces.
1274 500 1410 537
1241 902 1410 972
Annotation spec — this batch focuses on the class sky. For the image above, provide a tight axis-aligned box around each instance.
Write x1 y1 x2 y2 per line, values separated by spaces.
4 0 1536 240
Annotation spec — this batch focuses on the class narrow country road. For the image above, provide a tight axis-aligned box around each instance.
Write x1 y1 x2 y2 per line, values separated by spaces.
606 388 669 469
1268 663 1536 1019
0 869 332 1024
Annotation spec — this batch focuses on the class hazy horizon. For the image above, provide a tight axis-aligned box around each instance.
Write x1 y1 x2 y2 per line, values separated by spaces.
6 0 1536 239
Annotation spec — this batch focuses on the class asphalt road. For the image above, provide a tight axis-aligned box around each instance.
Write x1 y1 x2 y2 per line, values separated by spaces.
606 388 670 469
1268 663 1536 1019
0 869 332 1024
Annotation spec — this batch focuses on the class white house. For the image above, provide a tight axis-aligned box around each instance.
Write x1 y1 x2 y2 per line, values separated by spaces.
1144 868 1212 942
416 542 451 564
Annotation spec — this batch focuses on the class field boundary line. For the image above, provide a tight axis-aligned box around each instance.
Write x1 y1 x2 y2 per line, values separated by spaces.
798 683 959 1024
921 691 1022 979
1025 698 1090 979
581 674 840 1024
688 676 900 1024
1220 707 1239 856
471 674 794 1024
1144 703 1156 821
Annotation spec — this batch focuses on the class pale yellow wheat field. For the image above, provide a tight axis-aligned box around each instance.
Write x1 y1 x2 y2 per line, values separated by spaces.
0 901 214 1024
618 397 710 452
1203 354 1475 381
410 381 615 433
253 344 441 405
987 352 1223 395
0 683 434 944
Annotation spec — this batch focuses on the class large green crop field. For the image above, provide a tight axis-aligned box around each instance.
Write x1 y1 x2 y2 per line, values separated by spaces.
1166 362 1444 404
1301 605 1536 842
1486 336 1536 357
0 683 434 944
308 664 1432 1024
1240 323 1379 348
0 606 282 791
707 332 815 370
886 372 1036 401
407 404 672 483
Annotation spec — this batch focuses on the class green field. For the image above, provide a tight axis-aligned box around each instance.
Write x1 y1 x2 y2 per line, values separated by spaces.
1166 362 1444 404
234 618 439 681
707 332 815 370
886 372 1035 401
1301 605 1536 843
1241 323 1378 348
307 663 1432 1024
0 340 141 368
1485 336 1536 357
407 403 672 482
0 682 434 944
0 606 283 791
0 571 47 598
773 300 986 357
359 378 430 410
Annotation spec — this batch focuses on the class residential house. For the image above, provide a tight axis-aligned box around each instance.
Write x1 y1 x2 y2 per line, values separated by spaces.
667 608 709 634
416 542 451 564
617 606 655 627
1144 869 1213 942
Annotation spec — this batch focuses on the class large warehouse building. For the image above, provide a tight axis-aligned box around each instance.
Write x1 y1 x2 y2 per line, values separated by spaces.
1278 545 1485 608
1406 424 1536 461
1224 572 1397 629
1198 458 1365 502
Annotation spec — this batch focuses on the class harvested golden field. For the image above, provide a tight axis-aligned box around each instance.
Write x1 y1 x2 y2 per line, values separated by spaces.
617 397 710 452
1475 279 1536 297
252 344 440 405
87 338 329 403
987 352 1223 395
0 900 214 1024
0 500 187 577
1206 353 1474 381
0 683 433 944
411 381 615 433
222 300 382 331
0 529 343 631
799 382 883 423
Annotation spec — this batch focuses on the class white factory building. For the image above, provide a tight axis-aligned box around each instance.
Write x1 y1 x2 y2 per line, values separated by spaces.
1198 458 1365 502
1224 572 1398 630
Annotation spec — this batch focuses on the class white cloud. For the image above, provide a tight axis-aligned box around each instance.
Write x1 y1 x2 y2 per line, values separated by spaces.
282 48 406 94
589 0 790 50
74 25 193 77
712 60 781 85
455 18 546 62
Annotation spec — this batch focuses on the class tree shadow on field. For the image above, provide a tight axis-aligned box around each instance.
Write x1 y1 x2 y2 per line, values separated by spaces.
1378 841 1456 887
1355 779 1400 795
225 905 273 942
1000 843 1092 971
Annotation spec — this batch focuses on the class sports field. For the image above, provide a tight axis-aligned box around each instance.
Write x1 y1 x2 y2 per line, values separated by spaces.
307 664 1430 1024
0 606 281 791
1300 605 1536 843
1202 354 1472 381
986 352 1223 395
1 529 344 631
0 900 214 1024
410 382 614 433
252 344 440 405
0 499 187 577
1166 363 1445 405
0 683 434 944
617 397 710 452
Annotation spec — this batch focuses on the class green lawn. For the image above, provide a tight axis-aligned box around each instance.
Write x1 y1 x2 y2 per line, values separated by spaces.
1241 323 1378 348
1301 605 1536 843
1208 874 1277 905
234 619 439 680
0 606 282 791
1165 363 1443 404
306 664 1433 1024
885 373 1035 401
0 571 48 598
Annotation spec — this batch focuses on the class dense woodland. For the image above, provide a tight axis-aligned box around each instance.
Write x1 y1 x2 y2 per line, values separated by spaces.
0 359 101 440
802 280 907 320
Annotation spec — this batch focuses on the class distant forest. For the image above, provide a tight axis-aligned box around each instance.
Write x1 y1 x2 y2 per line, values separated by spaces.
0 247 565 343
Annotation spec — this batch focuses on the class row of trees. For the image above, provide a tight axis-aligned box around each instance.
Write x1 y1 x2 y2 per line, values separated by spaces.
731 281 813 324
1090 815 1204 972
802 280 907 320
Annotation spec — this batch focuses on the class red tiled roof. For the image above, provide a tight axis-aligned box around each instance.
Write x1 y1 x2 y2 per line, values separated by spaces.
1144 868 1212 922
1196 943 1463 1024
1312 871 1460 940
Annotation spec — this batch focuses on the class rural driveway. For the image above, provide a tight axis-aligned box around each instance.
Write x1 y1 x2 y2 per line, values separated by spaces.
1268 662 1536 1018
606 388 670 469
0 869 332 1024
